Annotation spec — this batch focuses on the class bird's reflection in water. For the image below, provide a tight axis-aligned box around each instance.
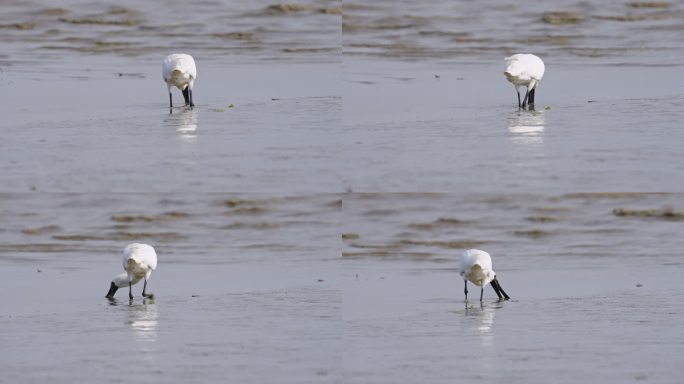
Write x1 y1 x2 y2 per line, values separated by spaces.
507 110 545 146
108 297 159 347
128 298 158 344
165 109 198 140
464 301 500 348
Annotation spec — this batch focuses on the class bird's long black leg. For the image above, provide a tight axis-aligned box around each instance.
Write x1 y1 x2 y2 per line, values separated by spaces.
464 280 468 302
528 88 536 106
142 280 153 298
189 89 194 108
169 93 173 108
517 91 521 109
480 286 484 302
522 89 530 109
182 87 190 106
129 281 133 300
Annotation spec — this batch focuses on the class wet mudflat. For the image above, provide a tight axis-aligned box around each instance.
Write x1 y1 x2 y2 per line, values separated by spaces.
345 270 684 384
342 192 684 383
342 60 684 193
0 193 341 383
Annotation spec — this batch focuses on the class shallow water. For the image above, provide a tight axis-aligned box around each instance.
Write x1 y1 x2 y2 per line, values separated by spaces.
2 0 684 383
341 0 684 193
342 193 684 266
1 0 340 65
343 0 684 65
342 192 684 383
0 62 340 193
342 60 684 193
0 194 341 383
345 273 684 384
2 276 341 383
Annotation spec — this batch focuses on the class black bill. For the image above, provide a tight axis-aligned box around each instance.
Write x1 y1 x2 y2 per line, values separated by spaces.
491 277 510 300
105 282 118 298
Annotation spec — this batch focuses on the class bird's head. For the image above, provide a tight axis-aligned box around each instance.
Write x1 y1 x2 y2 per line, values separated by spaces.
106 273 129 298
484 270 497 287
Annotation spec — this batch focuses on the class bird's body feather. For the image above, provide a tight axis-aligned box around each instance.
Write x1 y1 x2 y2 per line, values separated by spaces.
504 54 545 86
459 248 509 301
504 53 545 108
460 249 495 287
162 54 197 90
107 243 158 298
123 243 157 280
163 53 197 108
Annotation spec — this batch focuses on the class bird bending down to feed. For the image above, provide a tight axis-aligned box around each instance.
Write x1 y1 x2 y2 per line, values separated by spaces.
459 249 510 302
504 53 545 110
106 243 158 300
163 53 197 109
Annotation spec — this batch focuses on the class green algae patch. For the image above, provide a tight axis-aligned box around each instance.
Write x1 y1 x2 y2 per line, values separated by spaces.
542 12 584 25
514 229 549 238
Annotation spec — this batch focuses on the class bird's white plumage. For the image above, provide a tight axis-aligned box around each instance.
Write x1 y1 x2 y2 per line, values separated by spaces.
504 53 545 87
112 243 157 288
162 53 197 92
460 249 509 302
107 243 158 299
460 249 496 287
504 53 545 109
123 243 157 272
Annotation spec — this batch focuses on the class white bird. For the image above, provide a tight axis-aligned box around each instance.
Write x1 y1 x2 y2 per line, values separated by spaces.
106 243 158 300
162 53 197 109
504 53 545 109
459 249 510 302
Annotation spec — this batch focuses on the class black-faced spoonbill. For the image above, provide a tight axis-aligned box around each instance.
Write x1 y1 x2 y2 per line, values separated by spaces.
459 249 510 302
504 54 545 109
106 243 158 300
163 53 197 109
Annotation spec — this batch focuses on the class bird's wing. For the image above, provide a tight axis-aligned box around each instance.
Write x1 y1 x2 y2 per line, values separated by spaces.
504 58 527 78
162 56 176 80
463 249 492 270
530 56 545 80
138 244 158 270
122 243 157 270
180 55 197 79
459 249 479 274
122 243 134 269
504 54 523 65
475 251 493 271
162 54 197 79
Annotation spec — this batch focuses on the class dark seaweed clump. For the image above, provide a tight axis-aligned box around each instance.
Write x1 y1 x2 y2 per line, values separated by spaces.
612 208 684 220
